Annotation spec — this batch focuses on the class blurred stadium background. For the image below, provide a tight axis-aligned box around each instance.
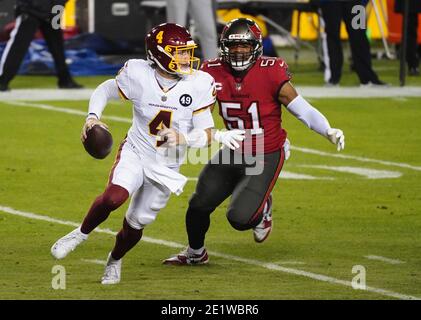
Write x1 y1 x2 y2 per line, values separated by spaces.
0 0 420 300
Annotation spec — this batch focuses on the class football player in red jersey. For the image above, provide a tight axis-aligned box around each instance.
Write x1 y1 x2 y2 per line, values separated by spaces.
164 18 345 265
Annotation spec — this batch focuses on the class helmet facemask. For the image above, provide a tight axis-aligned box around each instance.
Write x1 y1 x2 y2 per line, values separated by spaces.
222 40 260 71
157 41 200 76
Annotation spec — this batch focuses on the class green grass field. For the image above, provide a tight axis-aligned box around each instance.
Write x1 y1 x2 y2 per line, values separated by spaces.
1 72 421 300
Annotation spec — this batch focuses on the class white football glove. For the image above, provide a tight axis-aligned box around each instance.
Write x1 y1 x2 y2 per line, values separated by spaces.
327 128 345 151
214 129 245 150
283 138 291 160
81 116 108 142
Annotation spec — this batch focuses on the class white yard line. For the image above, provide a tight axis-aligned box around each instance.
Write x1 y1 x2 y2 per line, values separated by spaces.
301 165 402 179
1 86 421 100
188 171 334 181
0 89 95 101
291 146 421 172
81 259 107 266
0 205 419 300
297 86 421 98
364 255 406 265
3 100 420 173
4 101 131 123
279 171 334 180
273 261 307 265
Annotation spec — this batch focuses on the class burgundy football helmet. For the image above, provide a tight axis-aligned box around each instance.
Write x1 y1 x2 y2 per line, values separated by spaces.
220 18 263 71
145 23 200 75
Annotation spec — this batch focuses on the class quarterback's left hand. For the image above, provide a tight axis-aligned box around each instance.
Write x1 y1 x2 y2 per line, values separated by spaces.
157 125 185 147
327 128 345 151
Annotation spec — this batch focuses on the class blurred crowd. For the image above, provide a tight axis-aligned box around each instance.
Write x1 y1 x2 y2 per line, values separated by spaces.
0 0 420 91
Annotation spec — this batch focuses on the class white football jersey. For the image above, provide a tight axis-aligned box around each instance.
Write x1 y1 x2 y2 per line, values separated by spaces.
116 59 216 167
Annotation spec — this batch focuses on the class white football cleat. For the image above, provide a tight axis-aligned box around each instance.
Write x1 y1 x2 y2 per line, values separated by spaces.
101 252 122 285
253 194 273 243
51 227 88 259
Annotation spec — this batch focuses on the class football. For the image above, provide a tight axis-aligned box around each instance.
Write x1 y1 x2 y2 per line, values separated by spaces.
82 125 113 159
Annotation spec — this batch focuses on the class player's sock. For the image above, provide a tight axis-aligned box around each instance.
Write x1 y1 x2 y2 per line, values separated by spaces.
186 206 211 250
188 246 205 255
111 218 143 260
80 184 129 234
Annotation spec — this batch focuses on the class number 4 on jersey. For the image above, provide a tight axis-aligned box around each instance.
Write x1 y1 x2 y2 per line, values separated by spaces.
149 110 172 146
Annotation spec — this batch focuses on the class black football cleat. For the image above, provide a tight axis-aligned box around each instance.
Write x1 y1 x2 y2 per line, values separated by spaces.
409 67 420 76
0 83 10 92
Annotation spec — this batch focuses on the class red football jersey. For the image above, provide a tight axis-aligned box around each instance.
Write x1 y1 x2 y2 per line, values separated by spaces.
201 56 291 154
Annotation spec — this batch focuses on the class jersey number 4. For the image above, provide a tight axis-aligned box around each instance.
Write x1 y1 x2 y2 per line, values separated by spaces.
149 110 172 147
220 102 262 134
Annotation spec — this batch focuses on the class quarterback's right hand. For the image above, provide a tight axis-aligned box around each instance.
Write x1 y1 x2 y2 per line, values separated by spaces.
81 117 108 142
214 129 245 150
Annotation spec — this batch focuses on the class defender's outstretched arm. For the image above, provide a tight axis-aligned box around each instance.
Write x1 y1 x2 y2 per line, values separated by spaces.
278 82 345 151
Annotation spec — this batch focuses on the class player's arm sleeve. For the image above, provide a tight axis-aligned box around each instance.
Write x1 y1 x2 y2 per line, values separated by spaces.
184 77 216 148
87 79 120 119
192 76 216 129
186 103 215 148
192 106 215 129
115 61 131 100
286 95 331 137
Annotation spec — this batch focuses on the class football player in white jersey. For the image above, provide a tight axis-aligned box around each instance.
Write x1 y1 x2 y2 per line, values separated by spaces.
50 23 245 285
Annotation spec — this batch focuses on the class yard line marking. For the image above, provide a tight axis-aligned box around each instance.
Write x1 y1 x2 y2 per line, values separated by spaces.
273 261 307 265
1 86 421 101
1 205 419 300
81 259 107 266
291 146 421 172
188 171 334 181
301 165 402 179
3 100 421 172
365 255 406 265
0 205 183 249
279 171 334 180
393 97 408 102
3 101 131 123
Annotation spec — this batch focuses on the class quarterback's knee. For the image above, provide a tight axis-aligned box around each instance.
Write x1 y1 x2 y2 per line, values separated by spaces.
138 213 157 227
102 184 129 211
126 210 158 230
